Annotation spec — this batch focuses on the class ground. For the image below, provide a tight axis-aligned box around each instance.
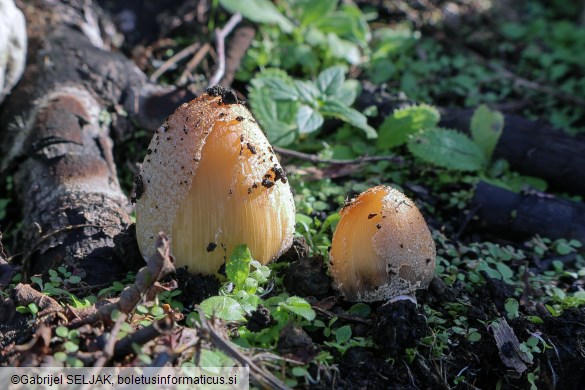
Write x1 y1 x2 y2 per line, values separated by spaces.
1 0 584 389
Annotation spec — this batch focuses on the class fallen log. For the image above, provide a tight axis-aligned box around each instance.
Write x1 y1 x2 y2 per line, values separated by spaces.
470 181 585 243
0 0 186 283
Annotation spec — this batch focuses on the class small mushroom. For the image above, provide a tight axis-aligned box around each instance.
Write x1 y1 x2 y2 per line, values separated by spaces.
329 185 435 302
135 87 295 275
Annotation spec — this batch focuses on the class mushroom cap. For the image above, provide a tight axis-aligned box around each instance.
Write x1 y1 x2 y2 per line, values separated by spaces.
135 88 295 274
329 186 436 302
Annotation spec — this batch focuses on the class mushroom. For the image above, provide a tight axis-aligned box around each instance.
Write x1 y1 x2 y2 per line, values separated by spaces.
134 86 296 275
329 185 435 302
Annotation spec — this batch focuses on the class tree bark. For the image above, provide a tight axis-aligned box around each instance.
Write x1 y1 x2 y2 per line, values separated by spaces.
0 0 189 283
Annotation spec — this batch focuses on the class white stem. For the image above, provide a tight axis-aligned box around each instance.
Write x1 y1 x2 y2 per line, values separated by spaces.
387 294 417 304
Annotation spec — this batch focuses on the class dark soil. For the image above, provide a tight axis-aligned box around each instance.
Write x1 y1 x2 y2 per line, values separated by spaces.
172 268 220 310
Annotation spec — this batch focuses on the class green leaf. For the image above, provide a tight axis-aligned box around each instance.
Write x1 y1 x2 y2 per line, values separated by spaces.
336 79 360 106
263 77 300 101
67 275 82 284
280 296 316 321
377 104 440 149
335 325 352 343
55 326 69 338
249 85 298 146
316 66 345 97
54 352 67 362
219 0 294 33
504 298 519 319
407 128 486 171
28 303 39 315
198 349 234 367
347 303 371 317
295 80 320 105
296 0 337 26
321 98 377 139
226 245 252 290
200 297 246 321
315 5 370 45
297 105 324 134
470 105 504 161
64 341 79 353
468 332 481 342
326 33 361 65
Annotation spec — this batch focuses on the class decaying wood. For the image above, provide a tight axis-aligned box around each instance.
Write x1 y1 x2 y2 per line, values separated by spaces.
0 0 191 283
471 181 585 242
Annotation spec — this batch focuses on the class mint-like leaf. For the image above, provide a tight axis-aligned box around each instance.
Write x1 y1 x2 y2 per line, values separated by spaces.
296 0 337 26
200 296 246 321
219 0 294 33
336 79 360 106
407 128 486 171
377 104 440 149
316 66 345 97
321 98 377 138
295 80 321 105
297 105 324 134
280 296 316 321
249 81 298 146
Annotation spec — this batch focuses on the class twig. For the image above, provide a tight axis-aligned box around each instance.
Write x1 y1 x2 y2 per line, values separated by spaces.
114 317 174 358
312 305 372 325
208 13 243 87
177 43 211 86
196 307 289 390
453 204 481 241
150 42 201 82
220 24 255 87
273 146 402 165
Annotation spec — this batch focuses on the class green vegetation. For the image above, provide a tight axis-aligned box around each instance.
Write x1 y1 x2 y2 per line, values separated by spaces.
1 0 584 388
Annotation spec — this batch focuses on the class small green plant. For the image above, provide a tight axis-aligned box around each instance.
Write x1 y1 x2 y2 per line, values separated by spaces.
249 66 374 146
219 0 370 78
374 102 546 193
199 245 315 349
27 268 95 309
321 323 373 355
15 302 39 317
53 326 83 367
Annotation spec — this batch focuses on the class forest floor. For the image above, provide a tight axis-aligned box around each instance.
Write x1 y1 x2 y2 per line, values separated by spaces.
1 0 585 389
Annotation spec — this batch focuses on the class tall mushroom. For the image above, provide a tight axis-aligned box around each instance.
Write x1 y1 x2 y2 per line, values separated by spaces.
329 185 435 302
134 87 296 274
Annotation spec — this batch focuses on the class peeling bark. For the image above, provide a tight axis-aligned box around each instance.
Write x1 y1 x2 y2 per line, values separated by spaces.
0 0 190 283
